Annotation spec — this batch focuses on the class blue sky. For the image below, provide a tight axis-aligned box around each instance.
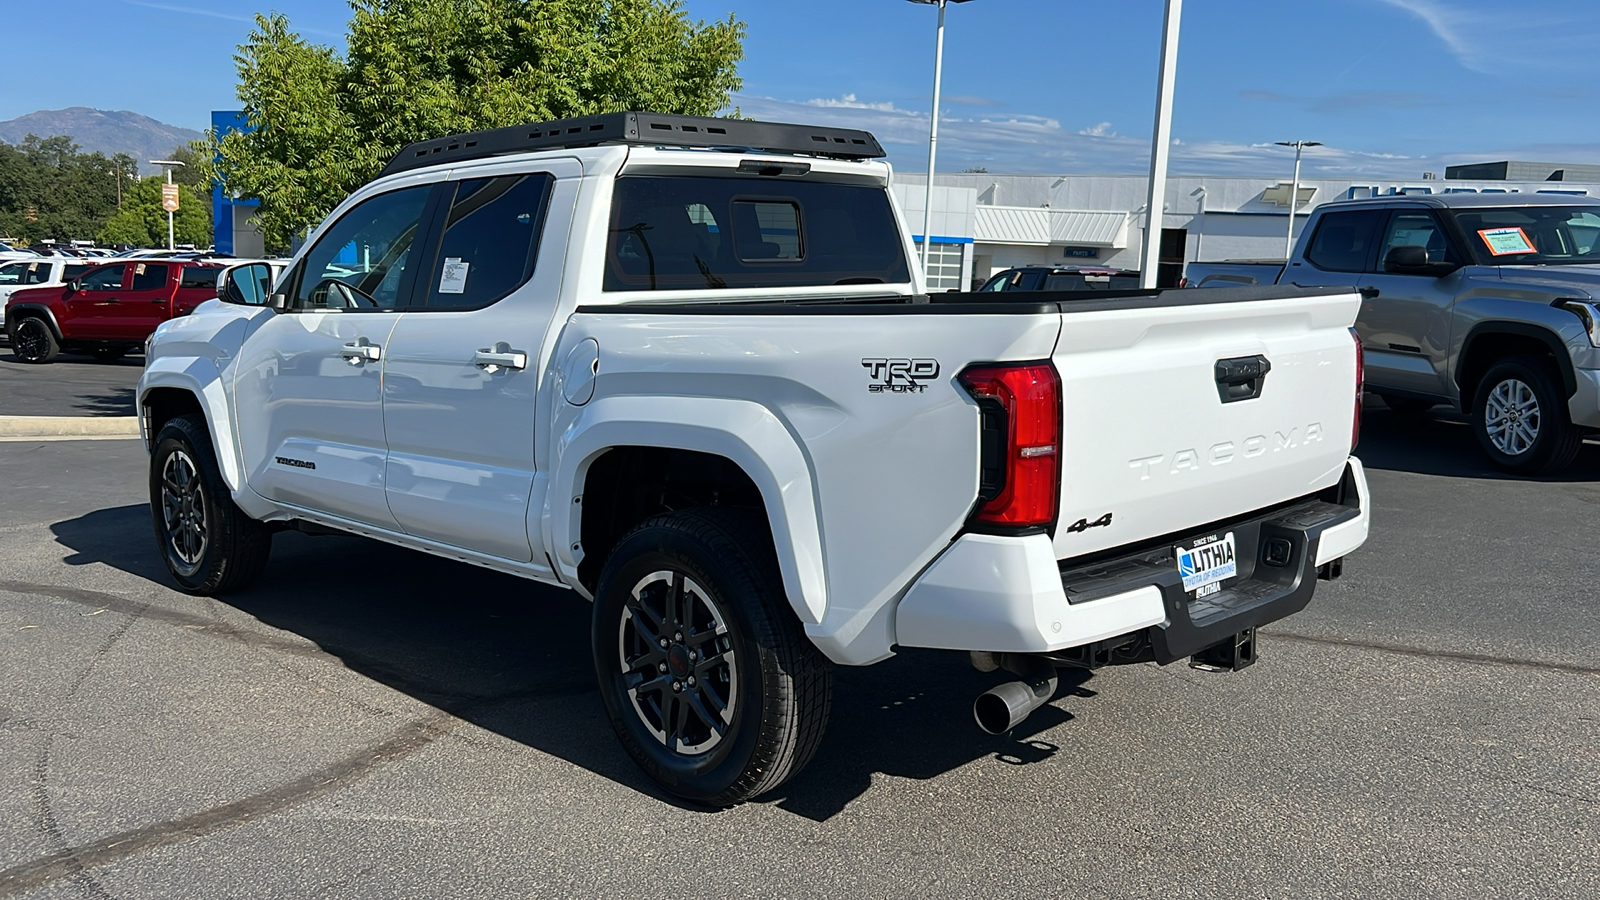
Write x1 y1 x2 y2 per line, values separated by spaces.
6 0 1598 178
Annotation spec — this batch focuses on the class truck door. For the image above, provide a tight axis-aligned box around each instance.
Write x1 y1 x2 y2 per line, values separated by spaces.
233 183 435 530
64 263 132 339
380 160 578 567
118 262 173 339
1357 209 1464 399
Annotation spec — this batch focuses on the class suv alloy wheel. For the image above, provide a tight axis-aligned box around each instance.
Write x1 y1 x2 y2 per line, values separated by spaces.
11 316 59 363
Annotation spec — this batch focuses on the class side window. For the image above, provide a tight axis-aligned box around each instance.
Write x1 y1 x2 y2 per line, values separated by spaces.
0 263 23 285
78 264 128 291
132 263 170 291
62 264 93 283
180 267 218 290
1015 271 1045 290
25 263 58 285
1304 209 1386 272
1378 212 1460 266
421 173 553 310
292 185 432 311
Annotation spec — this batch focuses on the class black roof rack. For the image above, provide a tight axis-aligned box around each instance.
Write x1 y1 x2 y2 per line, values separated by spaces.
378 111 886 178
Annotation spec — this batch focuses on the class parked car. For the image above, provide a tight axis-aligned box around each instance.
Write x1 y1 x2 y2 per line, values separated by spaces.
978 265 1142 293
5 259 224 362
1186 194 1600 474
138 111 1369 806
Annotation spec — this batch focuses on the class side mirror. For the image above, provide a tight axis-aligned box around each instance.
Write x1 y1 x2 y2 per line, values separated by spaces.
218 262 273 306
66 280 81 293
1383 245 1462 278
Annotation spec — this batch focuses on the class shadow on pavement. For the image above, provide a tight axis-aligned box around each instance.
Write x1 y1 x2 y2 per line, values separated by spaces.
51 504 1092 821
1357 398 1600 482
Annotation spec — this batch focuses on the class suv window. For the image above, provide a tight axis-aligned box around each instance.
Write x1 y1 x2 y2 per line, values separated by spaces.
180 266 219 289
0 262 24 285
24 262 58 285
604 176 910 291
421 173 553 310
78 264 128 291
62 264 93 282
1378 211 1461 266
132 263 170 291
292 185 432 310
1304 209 1386 272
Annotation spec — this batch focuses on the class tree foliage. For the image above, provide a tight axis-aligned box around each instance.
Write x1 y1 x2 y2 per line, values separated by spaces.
0 136 138 243
210 0 746 248
97 177 211 248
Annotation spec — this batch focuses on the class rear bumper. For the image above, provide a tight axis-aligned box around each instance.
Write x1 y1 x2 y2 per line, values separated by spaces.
894 458 1369 659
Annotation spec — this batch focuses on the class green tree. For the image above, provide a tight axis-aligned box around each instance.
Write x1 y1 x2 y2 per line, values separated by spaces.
210 0 745 248
98 177 211 248
0 135 132 243
165 142 212 188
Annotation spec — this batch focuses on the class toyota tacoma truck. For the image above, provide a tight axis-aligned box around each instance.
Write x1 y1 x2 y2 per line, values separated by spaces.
137 112 1370 806
6 259 223 362
1187 194 1600 473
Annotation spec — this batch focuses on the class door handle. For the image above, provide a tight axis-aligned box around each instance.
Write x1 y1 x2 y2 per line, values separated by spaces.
474 344 527 372
1215 354 1271 403
340 342 381 364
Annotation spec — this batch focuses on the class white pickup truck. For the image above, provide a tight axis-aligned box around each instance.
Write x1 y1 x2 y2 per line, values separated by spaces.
137 113 1370 806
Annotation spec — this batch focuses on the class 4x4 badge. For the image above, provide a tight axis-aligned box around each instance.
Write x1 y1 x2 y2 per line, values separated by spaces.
862 358 939 394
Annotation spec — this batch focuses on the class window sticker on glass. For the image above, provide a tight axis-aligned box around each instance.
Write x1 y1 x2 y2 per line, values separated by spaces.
1479 227 1536 256
135 263 147 275
439 257 470 294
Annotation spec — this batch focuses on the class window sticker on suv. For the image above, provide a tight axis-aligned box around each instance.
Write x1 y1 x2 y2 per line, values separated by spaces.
1479 227 1536 256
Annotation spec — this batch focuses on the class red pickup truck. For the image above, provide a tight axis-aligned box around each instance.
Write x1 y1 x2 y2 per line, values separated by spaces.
5 260 224 363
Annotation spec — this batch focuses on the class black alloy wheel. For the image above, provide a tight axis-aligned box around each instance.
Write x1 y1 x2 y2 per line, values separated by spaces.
592 508 831 807
11 317 59 363
149 415 273 594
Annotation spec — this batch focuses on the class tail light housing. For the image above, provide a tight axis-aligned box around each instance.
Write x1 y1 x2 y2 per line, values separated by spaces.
959 362 1061 531
1350 327 1364 451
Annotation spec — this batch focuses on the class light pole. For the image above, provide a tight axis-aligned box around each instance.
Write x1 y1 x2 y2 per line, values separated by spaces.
149 159 186 251
907 0 973 287
1138 0 1183 290
1274 140 1320 259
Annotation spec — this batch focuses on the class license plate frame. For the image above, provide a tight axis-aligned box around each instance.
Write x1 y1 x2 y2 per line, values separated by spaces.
1176 531 1237 596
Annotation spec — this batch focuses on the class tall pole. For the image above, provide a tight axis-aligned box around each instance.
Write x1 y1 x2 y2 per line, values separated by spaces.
165 167 175 251
1285 144 1304 259
1139 0 1182 290
919 0 948 284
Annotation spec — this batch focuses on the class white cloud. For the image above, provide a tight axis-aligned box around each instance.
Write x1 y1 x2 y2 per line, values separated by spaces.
1372 0 1600 74
731 93 1425 178
804 94 903 113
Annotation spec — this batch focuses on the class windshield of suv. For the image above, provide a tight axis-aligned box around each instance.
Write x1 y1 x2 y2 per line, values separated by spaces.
1453 206 1600 266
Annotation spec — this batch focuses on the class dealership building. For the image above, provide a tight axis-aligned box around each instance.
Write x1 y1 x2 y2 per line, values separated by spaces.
892 169 1600 290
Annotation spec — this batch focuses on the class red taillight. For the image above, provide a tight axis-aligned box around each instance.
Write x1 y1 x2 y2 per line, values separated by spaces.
1350 327 1364 451
959 362 1061 529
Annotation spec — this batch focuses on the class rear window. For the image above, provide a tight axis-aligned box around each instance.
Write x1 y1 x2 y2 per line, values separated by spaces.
1304 209 1386 272
180 266 219 289
604 175 910 291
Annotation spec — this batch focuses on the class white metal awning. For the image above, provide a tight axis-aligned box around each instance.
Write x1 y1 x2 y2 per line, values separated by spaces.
973 206 1130 248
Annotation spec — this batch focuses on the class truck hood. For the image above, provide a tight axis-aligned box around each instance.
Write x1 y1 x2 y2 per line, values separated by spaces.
1491 264 1600 299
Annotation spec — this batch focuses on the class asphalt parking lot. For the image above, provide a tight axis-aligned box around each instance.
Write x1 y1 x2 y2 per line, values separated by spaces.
1 357 1597 898
0 336 140 417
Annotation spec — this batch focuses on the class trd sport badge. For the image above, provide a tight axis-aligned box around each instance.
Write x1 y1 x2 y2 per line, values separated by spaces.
862 358 939 394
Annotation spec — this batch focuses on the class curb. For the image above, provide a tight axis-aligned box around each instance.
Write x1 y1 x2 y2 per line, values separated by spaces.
0 416 141 439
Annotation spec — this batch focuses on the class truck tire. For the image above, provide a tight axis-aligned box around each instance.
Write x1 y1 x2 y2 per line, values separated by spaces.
149 414 273 594
11 317 59 363
1376 394 1434 415
1472 356 1583 475
592 507 831 806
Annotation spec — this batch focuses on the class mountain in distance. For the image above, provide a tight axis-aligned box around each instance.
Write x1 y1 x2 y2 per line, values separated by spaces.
0 107 205 173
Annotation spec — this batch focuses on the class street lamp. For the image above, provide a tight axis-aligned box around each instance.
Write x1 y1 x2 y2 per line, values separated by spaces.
1138 0 1183 290
149 159 186 251
1274 140 1321 259
907 0 974 287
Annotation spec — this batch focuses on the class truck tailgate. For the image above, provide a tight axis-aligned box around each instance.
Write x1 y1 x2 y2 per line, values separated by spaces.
1049 287 1361 561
